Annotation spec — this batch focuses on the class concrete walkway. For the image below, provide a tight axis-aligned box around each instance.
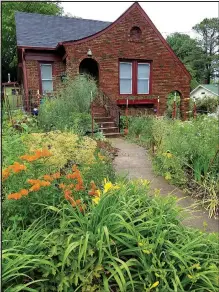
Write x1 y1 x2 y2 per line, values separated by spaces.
110 138 219 233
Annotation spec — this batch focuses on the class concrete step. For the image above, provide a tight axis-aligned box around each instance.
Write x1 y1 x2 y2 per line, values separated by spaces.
104 132 123 138
101 127 119 133
93 112 107 116
94 116 113 123
96 121 115 126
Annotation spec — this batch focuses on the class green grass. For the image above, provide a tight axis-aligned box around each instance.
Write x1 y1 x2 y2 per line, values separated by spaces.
2 181 219 291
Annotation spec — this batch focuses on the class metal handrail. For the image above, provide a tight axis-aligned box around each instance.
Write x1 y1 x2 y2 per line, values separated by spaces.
95 90 120 128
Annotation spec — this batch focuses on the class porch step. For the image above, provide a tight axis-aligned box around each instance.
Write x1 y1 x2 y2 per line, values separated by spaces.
104 132 123 138
93 112 107 115
94 116 114 123
101 127 119 134
96 121 115 125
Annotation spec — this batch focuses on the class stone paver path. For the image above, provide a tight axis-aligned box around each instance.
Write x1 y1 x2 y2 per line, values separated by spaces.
110 138 219 233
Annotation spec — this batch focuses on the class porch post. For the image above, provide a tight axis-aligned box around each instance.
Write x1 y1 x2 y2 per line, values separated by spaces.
22 48 30 112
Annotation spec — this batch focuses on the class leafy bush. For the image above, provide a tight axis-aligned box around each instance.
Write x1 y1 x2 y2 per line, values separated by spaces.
127 115 219 216
127 115 154 147
22 131 97 169
196 96 219 114
38 75 98 132
2 180 219 291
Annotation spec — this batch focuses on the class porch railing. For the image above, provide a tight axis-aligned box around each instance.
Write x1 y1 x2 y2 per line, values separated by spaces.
94 90 120 128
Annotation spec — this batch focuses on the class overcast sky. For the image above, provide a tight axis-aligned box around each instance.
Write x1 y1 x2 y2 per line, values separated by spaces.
61 1 218 39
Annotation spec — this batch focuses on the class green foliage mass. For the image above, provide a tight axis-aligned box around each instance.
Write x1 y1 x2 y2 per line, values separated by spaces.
2 182 219 291
127 115 219 217
38 75 98 133
166 33 205 89
193 18 219 84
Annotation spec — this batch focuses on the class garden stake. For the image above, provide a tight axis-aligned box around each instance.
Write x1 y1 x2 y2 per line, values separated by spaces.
157 96 160 116
172 92 177 119
16 88 19 108
91 91 94 137
36 90 41 106
193 98 197 119
125 98 129 134
5 93 13 125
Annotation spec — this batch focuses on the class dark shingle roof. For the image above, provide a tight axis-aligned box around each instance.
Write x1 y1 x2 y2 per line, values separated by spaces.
15 12 111 48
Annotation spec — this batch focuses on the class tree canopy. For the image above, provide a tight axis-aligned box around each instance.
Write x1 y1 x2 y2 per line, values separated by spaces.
2 1 63 82
193 18 219 84
166 33 206 89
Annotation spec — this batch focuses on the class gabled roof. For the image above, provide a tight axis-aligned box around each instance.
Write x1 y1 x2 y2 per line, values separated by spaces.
190 84 219 96
15 11 111 48
15 3 191 79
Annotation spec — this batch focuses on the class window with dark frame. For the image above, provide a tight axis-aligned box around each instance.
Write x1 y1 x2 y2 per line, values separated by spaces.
40 64 53 94
119 60 150 95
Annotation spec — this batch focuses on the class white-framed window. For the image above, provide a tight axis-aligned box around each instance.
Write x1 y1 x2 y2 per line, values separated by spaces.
137 63 150 94
119 62 132 94
40 64 53 94
119 60 151 95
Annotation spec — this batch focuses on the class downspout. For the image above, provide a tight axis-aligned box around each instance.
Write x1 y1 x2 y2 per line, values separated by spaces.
21 48 29 112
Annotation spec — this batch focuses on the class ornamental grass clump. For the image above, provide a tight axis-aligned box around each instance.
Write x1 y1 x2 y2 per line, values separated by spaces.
3 180 218 291
38 74 98 132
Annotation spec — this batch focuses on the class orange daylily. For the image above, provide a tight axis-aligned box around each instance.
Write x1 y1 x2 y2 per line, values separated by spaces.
8 162 27 173
64 189 73 200
20 149 52 162
59 183 66 189
71 199 82 207
40 180 51 187
88 181 98 196
52 172 61 179
79 204 87 213
75 183 84 191
72 164 78 172
19 189 29 196
7 192 22 200
43 175 54 181
27 179 41 185
2 169 10 180
29 183 41 192
66 173 76 179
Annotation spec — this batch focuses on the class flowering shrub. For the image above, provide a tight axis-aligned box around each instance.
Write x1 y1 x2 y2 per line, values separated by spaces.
2 143 116 227
22 131 97 169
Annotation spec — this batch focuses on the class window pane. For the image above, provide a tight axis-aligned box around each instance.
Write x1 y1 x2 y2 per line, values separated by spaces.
42 80 53 93
137 79 149 94
41 64 52 80
138 64 150 79
120 79 132 94
120 63 132 78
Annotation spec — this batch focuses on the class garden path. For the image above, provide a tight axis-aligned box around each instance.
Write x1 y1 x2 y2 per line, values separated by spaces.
110 138 219 233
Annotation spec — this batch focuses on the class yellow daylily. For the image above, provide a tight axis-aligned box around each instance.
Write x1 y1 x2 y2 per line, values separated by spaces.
103 178 120 193
163 152 173 158
92 196 100 204
95 189 101 197
150 281 159 289
143 249 152 254
165 172 172 180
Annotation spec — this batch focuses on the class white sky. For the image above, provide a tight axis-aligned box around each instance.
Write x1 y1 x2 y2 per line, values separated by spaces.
61 1 219 39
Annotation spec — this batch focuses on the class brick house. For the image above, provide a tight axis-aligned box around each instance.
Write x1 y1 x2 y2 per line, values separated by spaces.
15 2 191 119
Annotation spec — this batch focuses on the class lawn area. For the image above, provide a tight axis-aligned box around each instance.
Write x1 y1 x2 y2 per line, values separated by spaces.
2 77 219 291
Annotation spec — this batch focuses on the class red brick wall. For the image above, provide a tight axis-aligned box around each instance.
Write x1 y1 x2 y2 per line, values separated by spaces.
25 59 66 95
64 5 191 119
